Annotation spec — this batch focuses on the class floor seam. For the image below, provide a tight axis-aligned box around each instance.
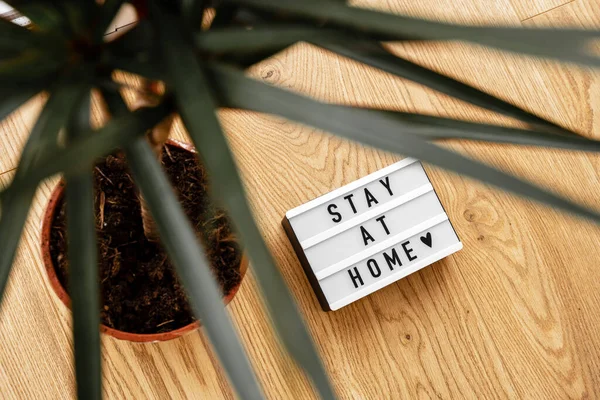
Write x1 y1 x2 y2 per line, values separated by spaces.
0 167 16 177
521 0 575 22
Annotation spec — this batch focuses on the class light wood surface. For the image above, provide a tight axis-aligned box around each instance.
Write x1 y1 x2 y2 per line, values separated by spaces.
2 1 600 398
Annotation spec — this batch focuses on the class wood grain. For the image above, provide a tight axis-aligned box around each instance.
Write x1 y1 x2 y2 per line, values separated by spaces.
1 0 600 398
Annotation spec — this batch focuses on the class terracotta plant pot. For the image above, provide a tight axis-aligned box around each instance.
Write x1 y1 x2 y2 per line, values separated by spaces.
41 139 248 342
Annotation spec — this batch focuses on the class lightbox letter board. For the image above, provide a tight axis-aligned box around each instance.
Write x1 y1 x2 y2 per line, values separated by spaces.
283 159 462 311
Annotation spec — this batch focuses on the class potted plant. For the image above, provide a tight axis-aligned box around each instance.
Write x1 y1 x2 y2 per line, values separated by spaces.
37 80 250 342
1 1 599 399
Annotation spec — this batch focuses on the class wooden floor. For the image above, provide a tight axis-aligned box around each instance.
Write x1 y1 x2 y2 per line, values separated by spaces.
2 0 600 398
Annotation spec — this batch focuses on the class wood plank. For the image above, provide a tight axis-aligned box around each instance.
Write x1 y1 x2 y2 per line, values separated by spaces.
1 0 600 398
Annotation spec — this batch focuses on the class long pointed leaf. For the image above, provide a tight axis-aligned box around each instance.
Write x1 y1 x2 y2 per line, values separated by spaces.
196 26 339 54
126 138 264 400
229 0 600 66
196 18 583 137
15 1 93 35
210 3 239 29
65 91 102 400
0 21 66 55
0 17 57 51
207 9 315 67
105 21 164 79
11 2 67 33
2 100 171 199
1 84 44 121
109 55 164 80
182 0 206 30
0 188 36 308
0 50 64 82
0 83 84 306
0 14 30 35
94 0 125 42
102 55 600 154
360 109 600 151
0 15 34 49
61 1 95 37
196 25 329 67
315 39 575 135
155 9 335 399
208 64 600 223
106 19 154 57
100 56 600 153
196 25 582 135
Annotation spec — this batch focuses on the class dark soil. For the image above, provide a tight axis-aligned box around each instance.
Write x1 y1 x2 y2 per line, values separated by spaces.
49 144 243 334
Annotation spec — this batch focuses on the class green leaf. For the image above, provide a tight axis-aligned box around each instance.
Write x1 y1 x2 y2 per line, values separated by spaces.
105 21 164 79
196 26 340 54
0 50 63 82
0 84 44 121
61 1 94 37
0 16 35 49
109 55 165 80
125 138 264 400
208 63 600 223
12 2 67 33
229 0 600 66
0 82 84 305
65 91 102 400
94 0 125 42
210 3 239 29
13 0 94 35
155 9 335 400
182 0 206 30
0 14 29 34
106 19 155 56
204 10 313 67
18 82 88 179
0 188 36 309
3 35 52 59
359 109 600 152
2 100 171 200
315 39 575 135
194 25 582 134
101 54 600 153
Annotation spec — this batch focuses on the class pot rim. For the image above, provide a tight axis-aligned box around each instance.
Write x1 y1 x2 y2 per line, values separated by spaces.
40 138 248 342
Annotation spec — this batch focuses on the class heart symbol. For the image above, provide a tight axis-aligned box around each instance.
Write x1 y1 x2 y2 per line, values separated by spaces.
420 232 432 248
